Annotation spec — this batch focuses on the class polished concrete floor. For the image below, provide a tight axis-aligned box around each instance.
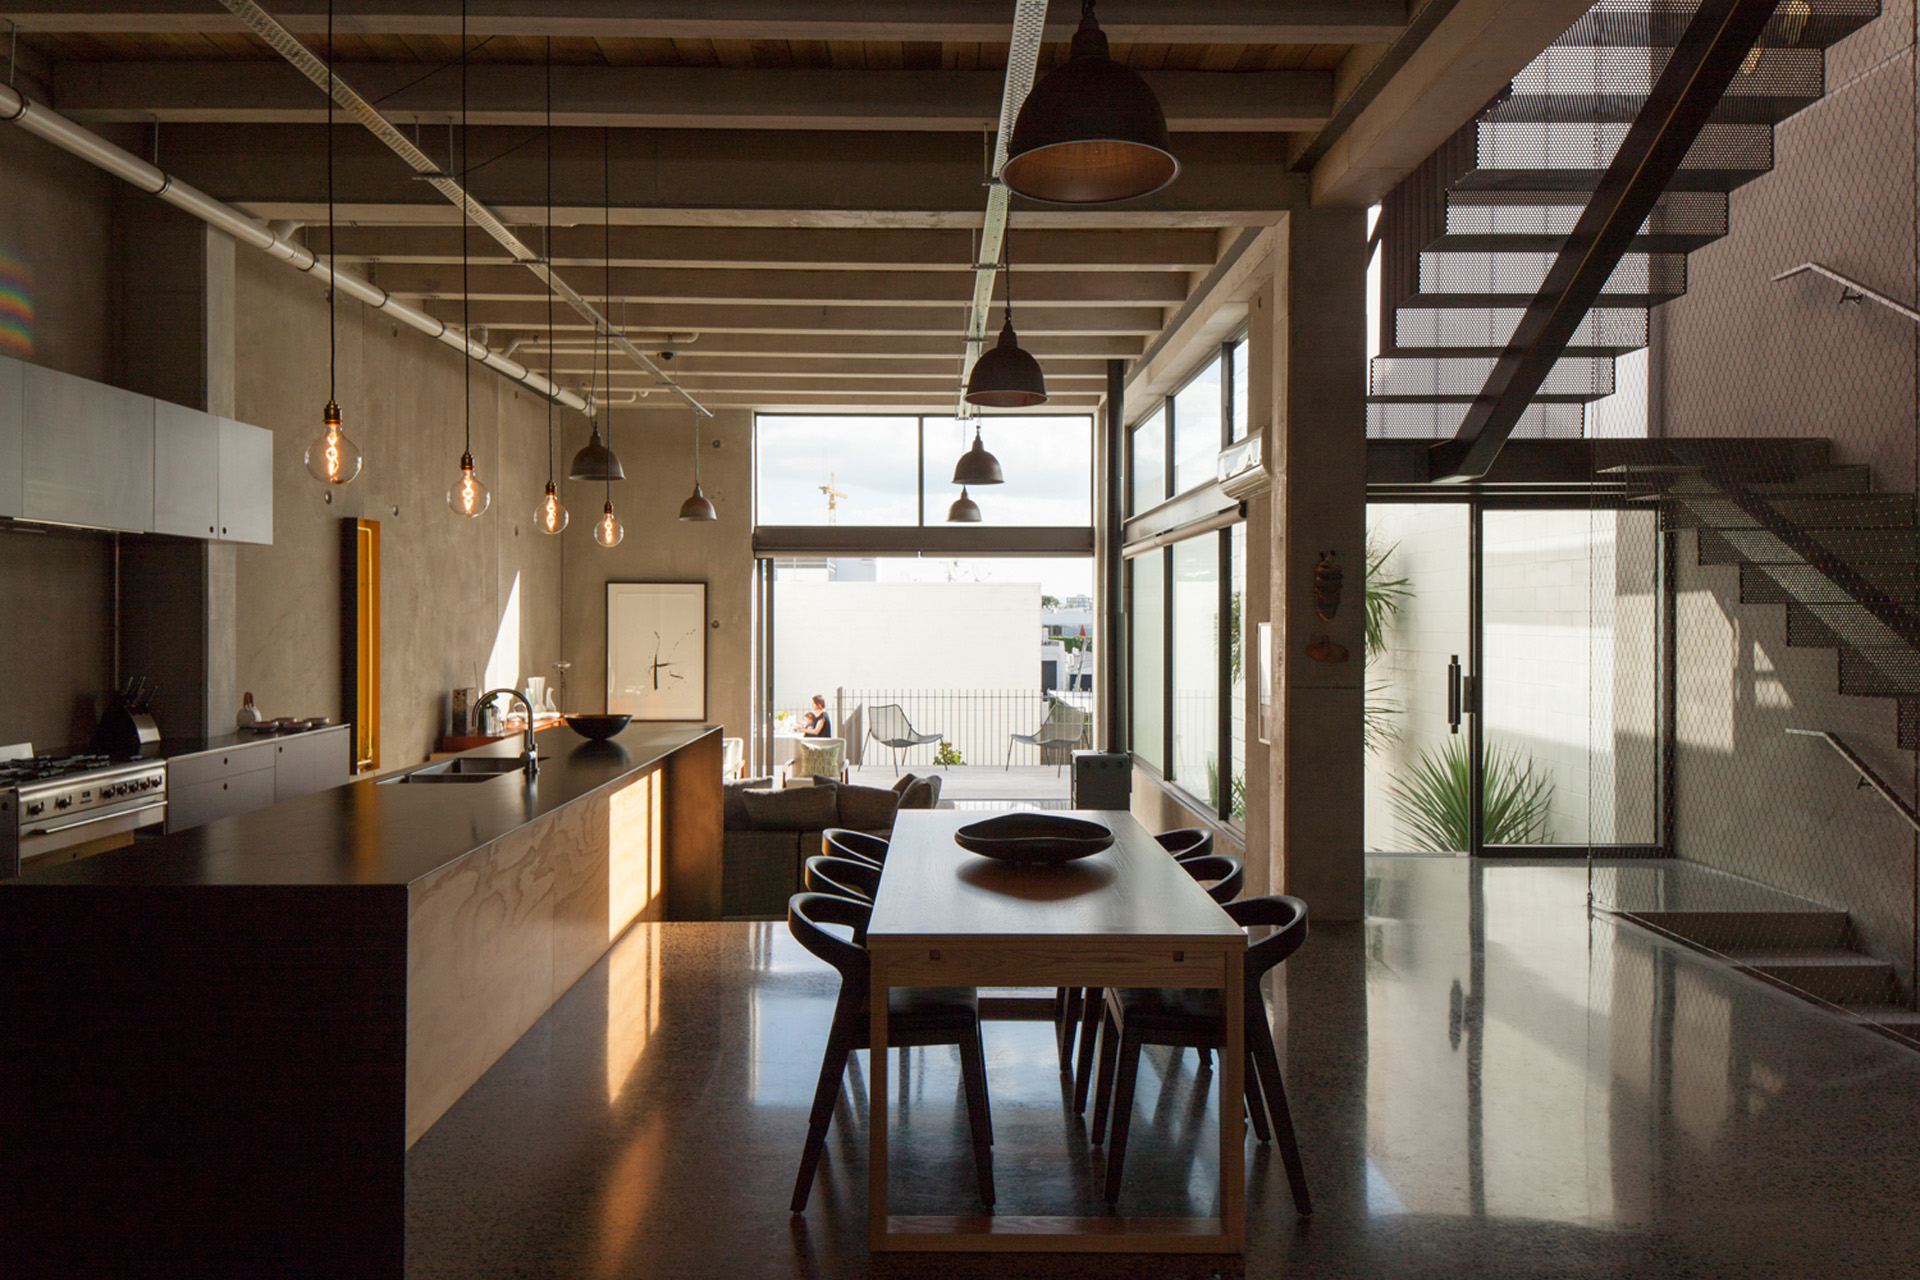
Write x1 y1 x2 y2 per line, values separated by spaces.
406 857 1920 1277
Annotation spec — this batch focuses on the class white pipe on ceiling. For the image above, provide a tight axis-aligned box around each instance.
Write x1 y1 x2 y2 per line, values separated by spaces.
215 0 713 419
0 79 588 413
955 0 1049 418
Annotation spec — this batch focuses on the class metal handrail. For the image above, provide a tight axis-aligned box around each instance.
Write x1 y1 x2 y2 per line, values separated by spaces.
1771 262 1920 325
1786 728 1920 835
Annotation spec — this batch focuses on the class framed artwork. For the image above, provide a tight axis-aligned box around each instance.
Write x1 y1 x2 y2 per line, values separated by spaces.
607 582 707 721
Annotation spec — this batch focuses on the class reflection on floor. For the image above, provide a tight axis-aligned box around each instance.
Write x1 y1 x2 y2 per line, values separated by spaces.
406 856 1920 1278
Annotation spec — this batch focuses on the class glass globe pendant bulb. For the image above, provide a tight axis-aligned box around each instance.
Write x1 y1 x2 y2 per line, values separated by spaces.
305 399 363 485
594 500 624 548
535 481 568 534
447 451 490 518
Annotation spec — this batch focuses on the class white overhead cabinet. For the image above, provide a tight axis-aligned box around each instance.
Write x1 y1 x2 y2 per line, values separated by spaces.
0 355 21 518
2 358 272 544
22 362 154 533
153 400 220 538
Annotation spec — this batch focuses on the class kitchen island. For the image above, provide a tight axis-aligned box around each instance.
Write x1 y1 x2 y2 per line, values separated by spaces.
0 722 722 1280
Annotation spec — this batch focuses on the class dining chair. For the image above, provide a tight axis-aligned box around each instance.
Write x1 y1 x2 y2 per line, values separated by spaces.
803 854 882 909
1088 894 1311 1214
786 892 996 1212
822 828 889 869
1066 853 1246 1107
1154 827 1214 862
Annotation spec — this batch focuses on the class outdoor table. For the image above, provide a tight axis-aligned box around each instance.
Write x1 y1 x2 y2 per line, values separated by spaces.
866 809 1248 1253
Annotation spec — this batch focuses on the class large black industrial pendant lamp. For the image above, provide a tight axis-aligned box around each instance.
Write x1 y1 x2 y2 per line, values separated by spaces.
570 128 626 483
1002 0 1178 204
964 233 1046 409
304 0 363 486
947 486 983 523
951 425 1004 486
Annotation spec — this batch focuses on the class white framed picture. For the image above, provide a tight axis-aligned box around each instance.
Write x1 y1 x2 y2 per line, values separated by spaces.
607 582 707 721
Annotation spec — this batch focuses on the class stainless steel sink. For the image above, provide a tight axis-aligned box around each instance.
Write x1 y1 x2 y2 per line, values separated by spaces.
376 756 546 784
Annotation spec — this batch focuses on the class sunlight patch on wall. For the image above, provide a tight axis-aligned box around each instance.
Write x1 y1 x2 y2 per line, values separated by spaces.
482 571 521 696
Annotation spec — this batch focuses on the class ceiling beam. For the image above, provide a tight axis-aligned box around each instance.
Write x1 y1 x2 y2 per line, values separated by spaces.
142 126 1304 222
54 63 1334 133
6 1 1410 44
539 356 1115 378
370 263 1190 306
447 301 1165 334
501 332 1147 359
308 224 1220 271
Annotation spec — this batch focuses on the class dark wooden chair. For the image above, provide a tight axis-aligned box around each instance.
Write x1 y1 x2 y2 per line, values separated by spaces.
1155 827 1214 862
1088 894 1311 1214
822 827 888 869
802 854 881 909
1066 854 1244 1109
786 892 995 1212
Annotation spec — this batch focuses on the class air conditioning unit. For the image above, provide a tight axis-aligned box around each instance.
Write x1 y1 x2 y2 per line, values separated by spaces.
1216 435 1269 500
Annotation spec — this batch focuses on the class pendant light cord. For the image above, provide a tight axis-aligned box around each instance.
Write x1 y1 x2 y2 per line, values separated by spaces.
326 0 335 405
603 126 612 469
460 0 471 458
544 36 554 485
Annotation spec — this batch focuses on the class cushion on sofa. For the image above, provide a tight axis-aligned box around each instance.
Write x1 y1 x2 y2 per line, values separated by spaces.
740 783 839 831
890 772 916 797
898 775 935 810
724 777 775 830
837 783 900 831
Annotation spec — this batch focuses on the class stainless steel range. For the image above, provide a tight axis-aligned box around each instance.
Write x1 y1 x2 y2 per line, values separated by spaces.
0 754 168 878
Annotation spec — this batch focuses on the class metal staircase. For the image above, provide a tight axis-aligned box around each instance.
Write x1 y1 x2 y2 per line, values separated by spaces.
1370 0 1880 442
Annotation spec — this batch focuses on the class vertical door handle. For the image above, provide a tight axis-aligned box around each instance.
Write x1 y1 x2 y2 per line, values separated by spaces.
1447 655 1462 734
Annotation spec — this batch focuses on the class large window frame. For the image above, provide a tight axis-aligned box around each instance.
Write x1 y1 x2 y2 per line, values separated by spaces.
1123 335 1249 827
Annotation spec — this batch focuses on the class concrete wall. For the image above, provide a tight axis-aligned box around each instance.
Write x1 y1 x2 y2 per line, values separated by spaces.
1652 5 1918 987
559 406 753 748
228 249 563 767
0 124 118 751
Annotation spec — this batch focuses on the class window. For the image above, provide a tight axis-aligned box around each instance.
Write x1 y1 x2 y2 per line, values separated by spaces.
1171 358 1221 495
1129 405 1165 515
1130 550 1164 771
1230 336 1249 441
756 414 1092 527
1229 523 1247 819
1170 537 1219 805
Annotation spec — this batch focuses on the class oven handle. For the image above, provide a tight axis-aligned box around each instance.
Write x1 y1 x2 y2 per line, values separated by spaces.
25 800 166 839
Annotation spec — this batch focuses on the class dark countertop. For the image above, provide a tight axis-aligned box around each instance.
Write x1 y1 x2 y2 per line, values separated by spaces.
153 722 349 760
12 723 719 889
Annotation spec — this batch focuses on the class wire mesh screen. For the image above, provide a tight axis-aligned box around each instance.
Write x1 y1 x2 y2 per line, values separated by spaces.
1589 3 1919 1045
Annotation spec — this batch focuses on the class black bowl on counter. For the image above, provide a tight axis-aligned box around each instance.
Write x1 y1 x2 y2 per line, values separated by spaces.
562 713 631 742
953 813 1114 865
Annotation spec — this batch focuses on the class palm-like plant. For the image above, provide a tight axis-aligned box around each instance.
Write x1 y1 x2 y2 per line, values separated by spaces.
1388 737 1554 852
1364 536 1412 753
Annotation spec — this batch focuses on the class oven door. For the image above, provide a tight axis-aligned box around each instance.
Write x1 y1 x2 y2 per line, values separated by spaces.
16 799 167 873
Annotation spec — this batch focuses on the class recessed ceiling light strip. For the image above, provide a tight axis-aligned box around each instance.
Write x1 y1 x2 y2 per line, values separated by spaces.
955 0 1049 419
215 0 712 420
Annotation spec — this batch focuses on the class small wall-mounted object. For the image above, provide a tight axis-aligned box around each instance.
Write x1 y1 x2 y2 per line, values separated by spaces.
1312 551 1343 621
1216 434 1269 500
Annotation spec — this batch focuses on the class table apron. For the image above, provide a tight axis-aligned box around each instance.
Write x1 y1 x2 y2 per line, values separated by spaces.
872 941 1231 990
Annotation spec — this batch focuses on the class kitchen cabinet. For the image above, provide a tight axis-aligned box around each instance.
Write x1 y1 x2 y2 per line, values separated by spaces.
166 742 275 833
273 725 350 802
21 362 154 533
0 354 21 518
217 416 273 544
152 400 221 538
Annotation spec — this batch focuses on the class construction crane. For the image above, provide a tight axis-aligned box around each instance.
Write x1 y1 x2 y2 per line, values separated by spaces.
819 472 848 526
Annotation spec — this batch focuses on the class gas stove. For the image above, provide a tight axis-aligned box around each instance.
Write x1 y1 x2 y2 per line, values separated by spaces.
1 754 168 878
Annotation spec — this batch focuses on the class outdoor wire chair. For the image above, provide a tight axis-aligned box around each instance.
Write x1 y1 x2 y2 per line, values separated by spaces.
866 703 943 776
1007 700 1090 774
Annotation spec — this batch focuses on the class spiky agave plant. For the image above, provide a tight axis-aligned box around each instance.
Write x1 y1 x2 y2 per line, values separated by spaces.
1364 535 1412 753
1388 737 1554 852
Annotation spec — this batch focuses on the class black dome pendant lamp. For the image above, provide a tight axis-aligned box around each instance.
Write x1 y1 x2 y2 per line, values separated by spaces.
1002 0 1178 205
947 487 982 523
951 425 1004 487
964 233 1047 409
570 127 625 483
678 409 716 522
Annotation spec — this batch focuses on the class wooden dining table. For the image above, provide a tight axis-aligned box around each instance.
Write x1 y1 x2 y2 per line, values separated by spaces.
866 809 1248 1253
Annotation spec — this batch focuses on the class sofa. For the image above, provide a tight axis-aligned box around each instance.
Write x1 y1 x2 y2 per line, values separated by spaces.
720 772 943 918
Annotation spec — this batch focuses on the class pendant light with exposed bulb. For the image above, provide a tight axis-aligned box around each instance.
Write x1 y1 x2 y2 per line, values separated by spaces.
1002 0 1178 205
569 127 625 483
964 228 1046 409
591 128 623 547
533 39 567 535
445 0 488 518
679 406 716 521
304 0 362 486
